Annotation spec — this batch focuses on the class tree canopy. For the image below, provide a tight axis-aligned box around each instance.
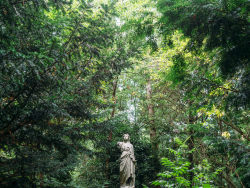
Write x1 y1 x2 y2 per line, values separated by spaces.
1 0 249 187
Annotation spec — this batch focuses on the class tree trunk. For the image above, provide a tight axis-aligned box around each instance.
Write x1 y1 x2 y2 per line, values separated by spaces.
146 80 158 151
222 173 237 188
188 103 194 187
110 79 118 119
146 79 161 188
105 78 118 183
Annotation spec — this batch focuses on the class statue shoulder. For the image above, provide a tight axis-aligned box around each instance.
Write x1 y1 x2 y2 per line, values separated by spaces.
117 142 123 147
128 142 134 148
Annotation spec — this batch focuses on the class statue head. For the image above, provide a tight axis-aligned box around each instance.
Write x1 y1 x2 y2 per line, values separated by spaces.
123 133 130 141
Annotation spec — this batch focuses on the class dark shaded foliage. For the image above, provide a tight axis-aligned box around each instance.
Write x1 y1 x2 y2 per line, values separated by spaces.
157 0 250 107
0 0 135 187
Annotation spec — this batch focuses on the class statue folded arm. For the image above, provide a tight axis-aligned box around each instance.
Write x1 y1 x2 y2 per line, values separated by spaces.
117 142 124 151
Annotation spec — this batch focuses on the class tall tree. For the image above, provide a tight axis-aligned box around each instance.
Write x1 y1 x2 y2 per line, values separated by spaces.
0 0 133 187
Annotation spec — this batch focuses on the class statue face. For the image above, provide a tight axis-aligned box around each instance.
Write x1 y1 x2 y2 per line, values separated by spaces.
123 134 129 141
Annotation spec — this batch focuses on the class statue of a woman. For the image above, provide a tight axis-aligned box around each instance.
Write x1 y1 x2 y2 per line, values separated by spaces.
117 134 136 188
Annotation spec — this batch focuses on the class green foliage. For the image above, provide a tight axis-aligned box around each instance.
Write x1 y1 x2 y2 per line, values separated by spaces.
0 0 249 187
157 0 250 106
168 54 187 85
0 0 138 187
153 138 222 188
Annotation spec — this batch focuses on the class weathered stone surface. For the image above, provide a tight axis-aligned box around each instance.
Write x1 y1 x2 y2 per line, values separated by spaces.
117 134 136 188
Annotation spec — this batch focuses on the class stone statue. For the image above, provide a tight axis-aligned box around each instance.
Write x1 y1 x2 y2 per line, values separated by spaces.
117 134 136 188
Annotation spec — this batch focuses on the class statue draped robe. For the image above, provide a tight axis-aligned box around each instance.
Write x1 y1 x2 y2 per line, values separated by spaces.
117 142 135 188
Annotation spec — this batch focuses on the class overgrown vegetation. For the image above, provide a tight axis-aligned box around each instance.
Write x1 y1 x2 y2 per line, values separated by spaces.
1 0 249 187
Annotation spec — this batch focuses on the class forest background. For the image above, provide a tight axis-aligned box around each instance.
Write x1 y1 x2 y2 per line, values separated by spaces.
0 0 249 187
